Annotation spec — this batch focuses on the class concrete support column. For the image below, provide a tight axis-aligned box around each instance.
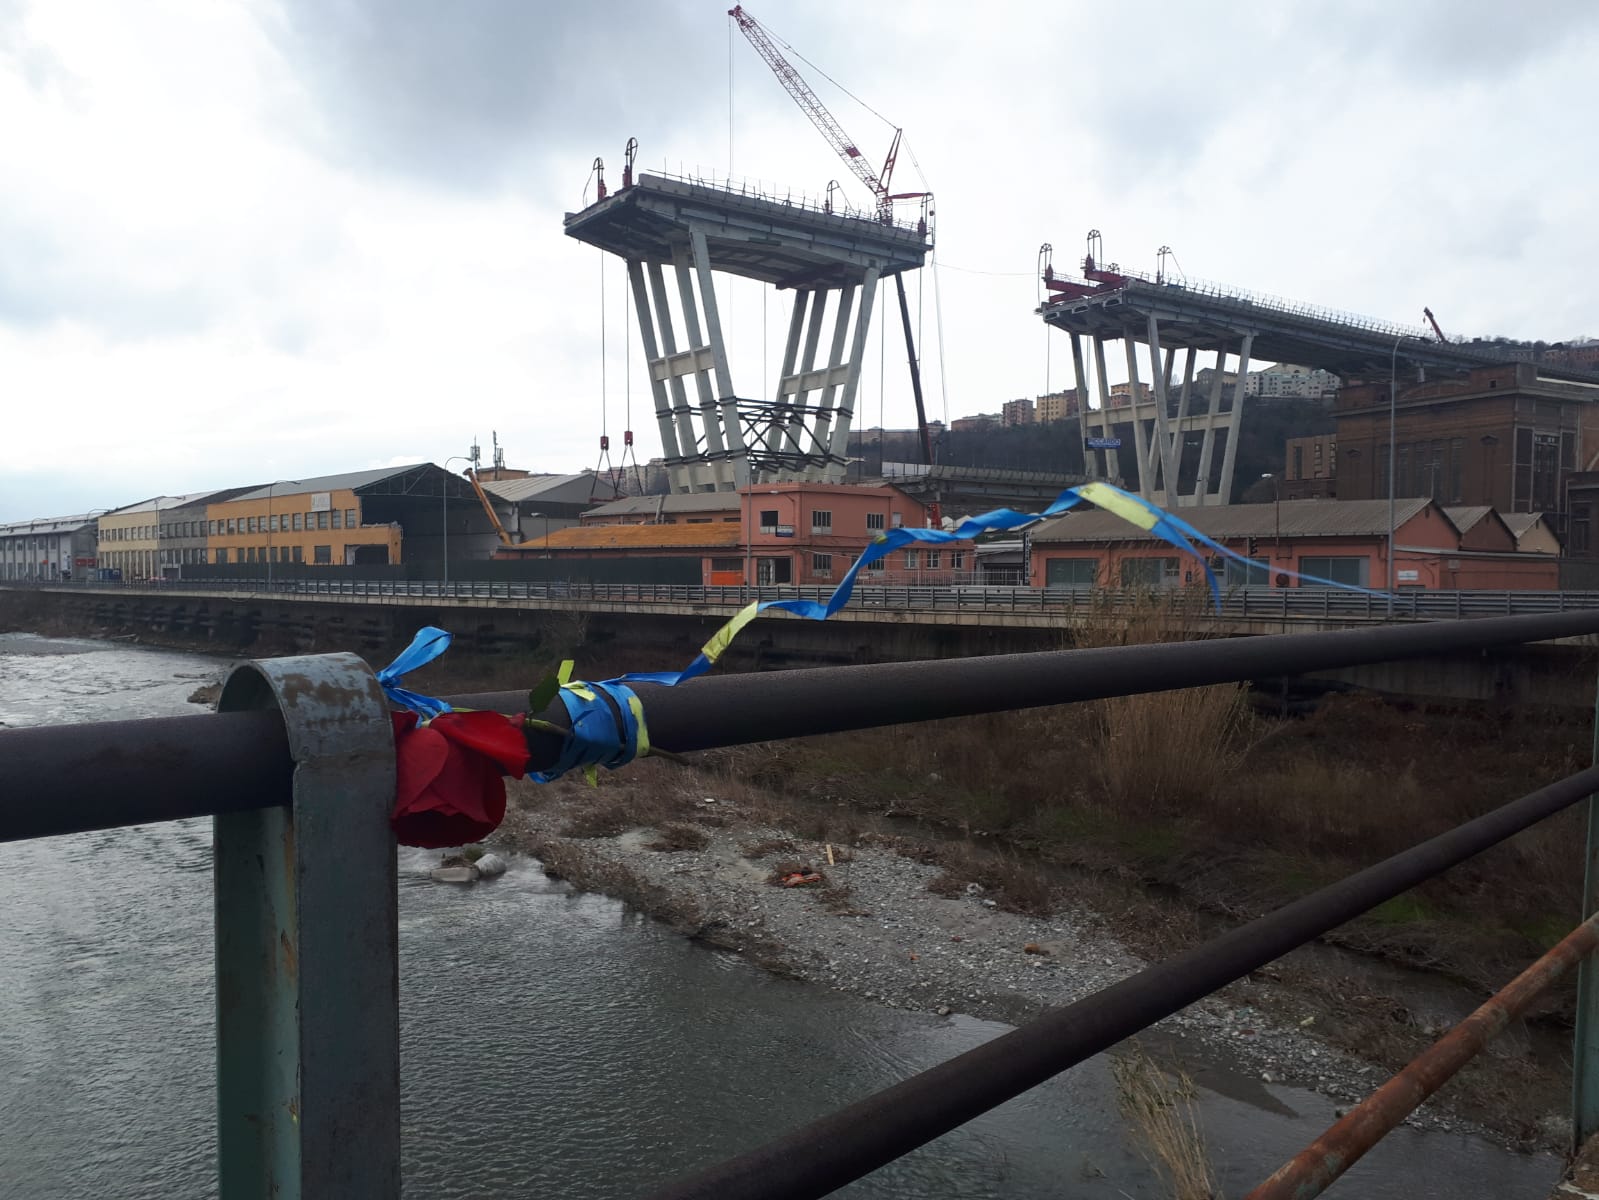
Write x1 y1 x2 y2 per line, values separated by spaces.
1146 314 1178 500
1093 335 1116 482
627 260 685 472
673 244 732 489
1069 333 1096 479
691 229 749 488
1194 346 1229 505
827 267 880 480
1218 332 1255 506
1124 336 1152 500
1174 347 1198 505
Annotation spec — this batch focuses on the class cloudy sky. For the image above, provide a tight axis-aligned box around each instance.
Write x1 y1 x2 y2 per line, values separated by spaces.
3 0 1596 521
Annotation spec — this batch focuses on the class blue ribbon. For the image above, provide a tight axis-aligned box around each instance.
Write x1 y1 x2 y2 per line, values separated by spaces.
376 625 455 720
526 680 646 784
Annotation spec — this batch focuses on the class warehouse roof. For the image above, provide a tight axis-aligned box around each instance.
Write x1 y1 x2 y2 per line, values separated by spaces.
510 523 744 551
1032 497 1439 543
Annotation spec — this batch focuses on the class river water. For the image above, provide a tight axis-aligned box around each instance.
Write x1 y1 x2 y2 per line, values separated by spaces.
0 634 1563 1198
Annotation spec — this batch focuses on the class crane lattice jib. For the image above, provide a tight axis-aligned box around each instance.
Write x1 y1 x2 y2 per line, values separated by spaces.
729 6 885 204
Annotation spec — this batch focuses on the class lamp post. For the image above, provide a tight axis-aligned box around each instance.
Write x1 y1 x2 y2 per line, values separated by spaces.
1261 473 1281 579
265 479 299 592
442 456 473 589
1387 336 1402 617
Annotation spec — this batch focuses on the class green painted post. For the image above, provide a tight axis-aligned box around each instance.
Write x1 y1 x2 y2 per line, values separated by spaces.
215 653 399 1198
1574 663 1599 1149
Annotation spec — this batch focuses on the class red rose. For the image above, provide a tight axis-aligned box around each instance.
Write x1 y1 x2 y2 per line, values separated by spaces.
390 710 531 848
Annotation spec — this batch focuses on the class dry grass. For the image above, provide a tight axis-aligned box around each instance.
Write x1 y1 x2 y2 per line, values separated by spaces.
1111 1046 1217 1200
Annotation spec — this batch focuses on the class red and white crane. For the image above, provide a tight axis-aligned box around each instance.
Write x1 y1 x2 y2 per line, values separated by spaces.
728 5 920 225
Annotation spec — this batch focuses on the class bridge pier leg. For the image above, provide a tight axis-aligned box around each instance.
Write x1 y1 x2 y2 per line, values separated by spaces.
215 652 400 1199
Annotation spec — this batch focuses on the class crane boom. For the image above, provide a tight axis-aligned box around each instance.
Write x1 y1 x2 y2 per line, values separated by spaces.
728 5 895 218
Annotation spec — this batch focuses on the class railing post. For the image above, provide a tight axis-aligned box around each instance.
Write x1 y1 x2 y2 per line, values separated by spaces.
214 652 400 1199
1577 660 1599 1149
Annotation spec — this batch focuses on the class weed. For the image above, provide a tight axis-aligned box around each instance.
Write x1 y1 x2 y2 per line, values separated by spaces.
1111 1045 1217 1200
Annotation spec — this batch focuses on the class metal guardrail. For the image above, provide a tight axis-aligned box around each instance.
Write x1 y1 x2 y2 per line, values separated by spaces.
11 577 1599 623
6 613 1599 1196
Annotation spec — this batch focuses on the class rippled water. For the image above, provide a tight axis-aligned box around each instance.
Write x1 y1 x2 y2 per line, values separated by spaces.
0 633 1563 1198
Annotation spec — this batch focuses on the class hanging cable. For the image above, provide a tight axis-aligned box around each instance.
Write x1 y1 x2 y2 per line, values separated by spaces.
728 14 735 176
932 249 950 426
593 252 618 500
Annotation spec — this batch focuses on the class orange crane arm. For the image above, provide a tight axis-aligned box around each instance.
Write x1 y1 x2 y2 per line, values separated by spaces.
465 469 518 547
1423 307 1448 343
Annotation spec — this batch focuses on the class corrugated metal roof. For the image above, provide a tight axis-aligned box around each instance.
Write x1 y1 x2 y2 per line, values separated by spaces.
0 513 98 537
1032 497 1437 544
103 491 233 517
515 523 744 550
482 473 617 503
227 464 430 503
1500 512 1548 537
584 493 741 517
1443 506 1493 533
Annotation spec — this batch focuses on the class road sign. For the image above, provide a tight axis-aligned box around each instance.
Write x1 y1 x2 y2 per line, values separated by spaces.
1085 437 1122 450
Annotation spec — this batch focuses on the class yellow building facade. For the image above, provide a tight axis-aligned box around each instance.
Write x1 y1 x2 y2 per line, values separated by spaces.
204 485 402 567
98 499 166 580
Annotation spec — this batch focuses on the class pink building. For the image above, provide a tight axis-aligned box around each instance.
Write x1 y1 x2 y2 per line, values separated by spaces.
510 482 973 587
1029 498 1559 591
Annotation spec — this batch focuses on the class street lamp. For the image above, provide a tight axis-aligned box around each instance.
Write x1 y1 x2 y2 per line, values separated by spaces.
265 479 299 592
442 456 473 588
1387 336 1402 617
1261 473 1281 580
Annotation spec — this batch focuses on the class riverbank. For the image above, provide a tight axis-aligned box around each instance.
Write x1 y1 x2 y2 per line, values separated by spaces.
495 756 1569 1153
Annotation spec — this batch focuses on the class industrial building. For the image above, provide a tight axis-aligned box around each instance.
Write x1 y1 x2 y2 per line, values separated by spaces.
0 514 99 581
1281 435 1337 500
507 481 975 586
1334 363 1599 530
1029 498 1557 592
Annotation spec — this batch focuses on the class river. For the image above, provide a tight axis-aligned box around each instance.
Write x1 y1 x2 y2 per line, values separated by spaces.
0 633 1562 1198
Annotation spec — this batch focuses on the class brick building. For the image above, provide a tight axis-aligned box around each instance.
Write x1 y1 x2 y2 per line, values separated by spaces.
1001 398 1036 427
1281 434 1336 500
1334 363 1599 533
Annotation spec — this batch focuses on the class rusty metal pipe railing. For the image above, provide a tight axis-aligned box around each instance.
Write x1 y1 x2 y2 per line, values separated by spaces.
1244 911 1599 1200
5 608 1599 843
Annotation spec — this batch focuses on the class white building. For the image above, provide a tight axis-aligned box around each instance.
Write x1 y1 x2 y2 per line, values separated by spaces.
0 514 100 581
1244 364 1339 399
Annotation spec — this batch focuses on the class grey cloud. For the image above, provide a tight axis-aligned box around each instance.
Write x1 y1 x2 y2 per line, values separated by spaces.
265 0 730 193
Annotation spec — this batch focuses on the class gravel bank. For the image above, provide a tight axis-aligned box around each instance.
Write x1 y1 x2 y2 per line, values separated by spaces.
492 782 1553 1147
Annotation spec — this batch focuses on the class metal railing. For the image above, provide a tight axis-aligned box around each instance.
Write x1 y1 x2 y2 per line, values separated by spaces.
6 611 1599 1196
12 576 1599 623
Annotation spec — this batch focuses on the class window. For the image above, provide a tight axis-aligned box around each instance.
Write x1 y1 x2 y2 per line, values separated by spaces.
331 510 343 529
812 553 832 576
951 551 966 571
890 512 903 528
866 513 885 531
268 515 278 532
292 546 303 563
1224 557 1269 587
217 548 229 564
227 518 237 535
1119 557 1181 587
313 544 332 564
811 509 832 533
316 511 330 530
250 516 261 534
866 557 885 571
904 549 919 569
345 508 357 528
292 513 303 531
1298 556 1369 588
927 550 941 569
759 509 779 532
686 517 712 524
709 557 742 572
